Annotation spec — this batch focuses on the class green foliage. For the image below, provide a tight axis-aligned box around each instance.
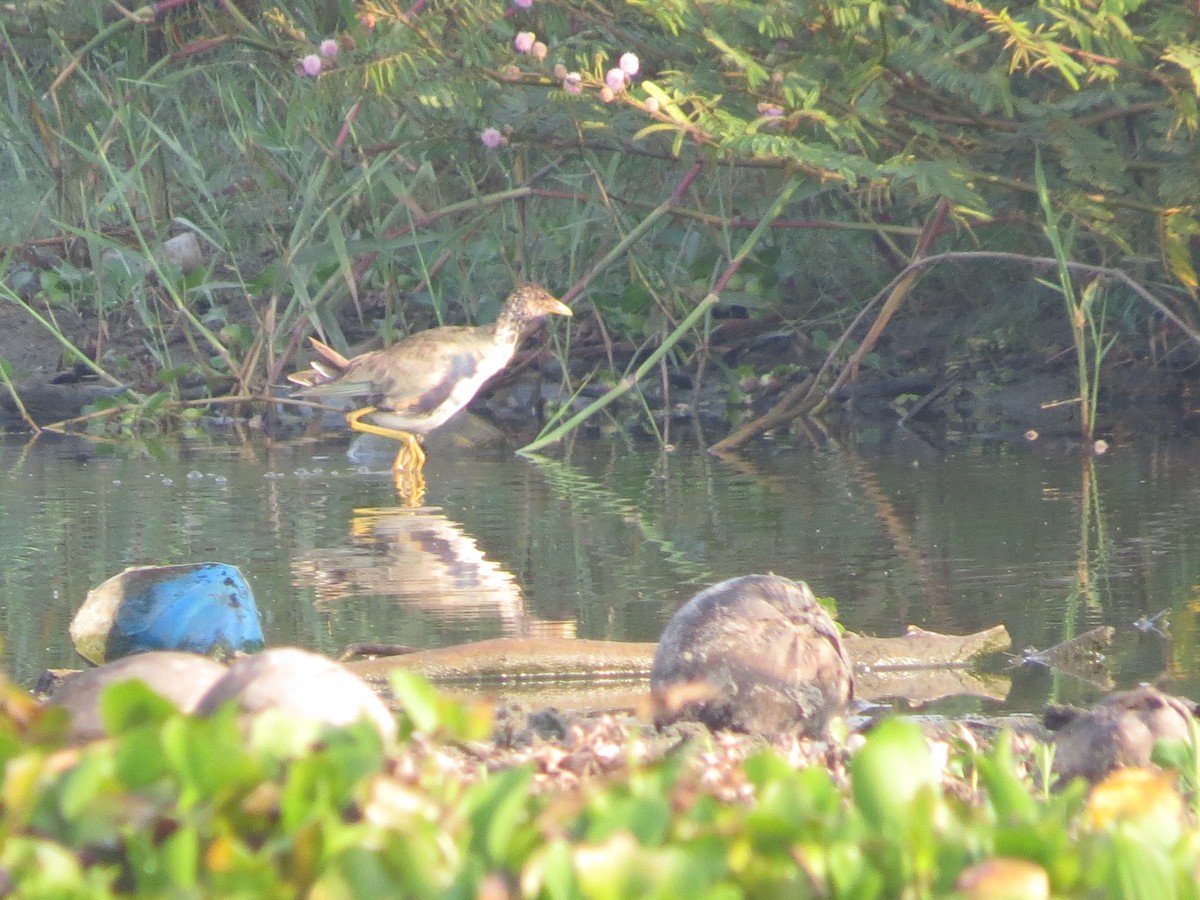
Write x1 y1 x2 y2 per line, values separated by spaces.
0 0 1197 436
1035 153 1118 441
389 668 495 742
851 718 941 831
4 673 1200 896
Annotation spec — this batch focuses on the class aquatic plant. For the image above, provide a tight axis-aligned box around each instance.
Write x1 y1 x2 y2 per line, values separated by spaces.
3 674 1200 896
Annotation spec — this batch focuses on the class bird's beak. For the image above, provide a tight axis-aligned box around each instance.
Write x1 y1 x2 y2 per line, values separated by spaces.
550 299 573 317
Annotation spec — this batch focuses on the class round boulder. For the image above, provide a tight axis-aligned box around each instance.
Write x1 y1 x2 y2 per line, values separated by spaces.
195 647 397 744
650 574 854 736
69 562 264 664
48 651 229 742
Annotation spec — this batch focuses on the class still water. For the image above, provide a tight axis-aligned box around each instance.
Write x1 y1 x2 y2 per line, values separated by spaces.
2 428 1200 715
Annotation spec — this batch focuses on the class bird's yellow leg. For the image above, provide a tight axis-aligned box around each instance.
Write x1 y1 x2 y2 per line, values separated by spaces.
345 405 426 472
345 406 415 442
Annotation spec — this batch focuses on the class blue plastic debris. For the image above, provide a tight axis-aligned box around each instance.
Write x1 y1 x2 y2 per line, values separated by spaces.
69 563 265 664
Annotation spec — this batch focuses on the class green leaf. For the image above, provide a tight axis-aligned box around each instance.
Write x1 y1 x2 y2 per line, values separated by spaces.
977 732 1039 824
98 679 178 735
387 670 491 740
587 794 673 845
0 837 113 895
158 705 263 810
632 122 687 142
851 718 942 831
1106 830 1178 900
387 669 443 734
641 81 692 125
529 838 578 900
463 765 535 866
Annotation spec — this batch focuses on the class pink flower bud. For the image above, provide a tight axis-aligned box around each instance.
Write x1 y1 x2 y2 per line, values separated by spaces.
563 72 582 94
600 86 615 103
514 31 535 54
619 52 639 76
513 0 533 8
644 97 659 113
319 39 339 60
531 41 547 61
553 63 567 79
299 54 322 77
605 68 626 92
480 128 504 149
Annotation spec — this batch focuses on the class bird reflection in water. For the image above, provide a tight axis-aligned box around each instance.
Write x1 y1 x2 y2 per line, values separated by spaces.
292 505 575 641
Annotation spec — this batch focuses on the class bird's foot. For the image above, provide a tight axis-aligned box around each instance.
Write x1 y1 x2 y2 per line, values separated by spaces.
390 432 426 473
392 467 427 508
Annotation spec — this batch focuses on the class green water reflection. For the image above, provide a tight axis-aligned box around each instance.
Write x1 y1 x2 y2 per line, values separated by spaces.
3 430 1200 714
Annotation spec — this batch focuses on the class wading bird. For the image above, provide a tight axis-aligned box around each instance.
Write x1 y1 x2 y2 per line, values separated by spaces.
289 283 571 502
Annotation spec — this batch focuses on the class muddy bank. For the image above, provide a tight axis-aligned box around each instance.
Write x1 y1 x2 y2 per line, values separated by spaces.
3 294 1199 444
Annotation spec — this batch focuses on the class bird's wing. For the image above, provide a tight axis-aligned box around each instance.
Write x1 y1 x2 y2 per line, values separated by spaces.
373 330 497 415
294 327 497 412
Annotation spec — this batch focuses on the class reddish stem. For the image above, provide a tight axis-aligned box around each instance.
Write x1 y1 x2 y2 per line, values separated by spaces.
334 101 361 150
153 0 201 16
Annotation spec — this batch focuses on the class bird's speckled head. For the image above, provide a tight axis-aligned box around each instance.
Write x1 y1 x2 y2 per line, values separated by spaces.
503 283 572 322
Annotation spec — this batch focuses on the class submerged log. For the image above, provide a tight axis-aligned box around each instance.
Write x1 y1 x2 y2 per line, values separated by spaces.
345 624 1012 712
846 624 1011 670
855 666 1009 706
347 638 659 686
1020 625 1114 668
425 668 1010 713
1017 625 1116 691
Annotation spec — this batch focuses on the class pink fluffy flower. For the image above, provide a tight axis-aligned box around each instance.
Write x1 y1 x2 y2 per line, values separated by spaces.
480 128 504 148
319 39 339 60
563 72 582 95
299 54 322 77
513 0 533 8
514 31 535 54
605 68 626 92
618 53 639 77
757 103 784 128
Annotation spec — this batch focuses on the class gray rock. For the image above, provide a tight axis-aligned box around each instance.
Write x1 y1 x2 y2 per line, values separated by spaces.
48 651 228 742
650 574 854 736
195 647 397 744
